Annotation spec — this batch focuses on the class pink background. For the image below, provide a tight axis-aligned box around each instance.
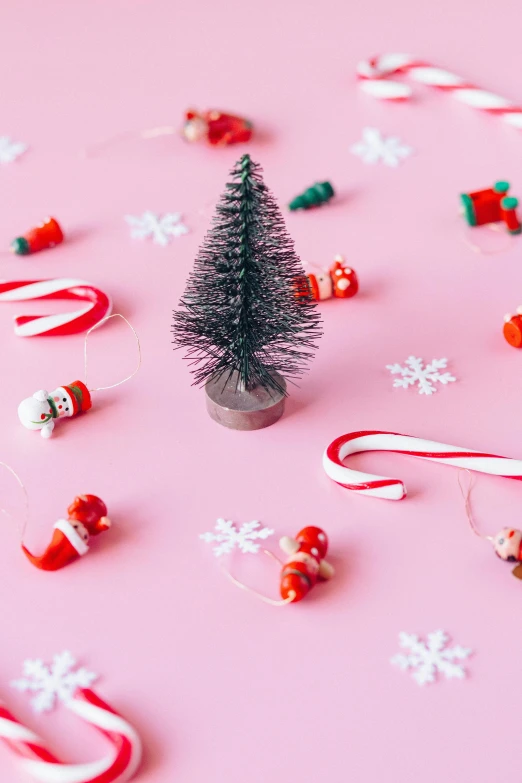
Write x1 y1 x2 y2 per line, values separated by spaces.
1 1 522 780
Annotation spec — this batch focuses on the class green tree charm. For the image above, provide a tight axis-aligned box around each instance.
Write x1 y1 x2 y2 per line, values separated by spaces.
173 154 322 428
288 181 335 211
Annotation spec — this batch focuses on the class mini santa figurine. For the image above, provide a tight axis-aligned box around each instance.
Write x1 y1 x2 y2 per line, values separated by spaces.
279 526 334 602
22 495 111 571
305 256 359 301
182 109 253 146
18 380 92 438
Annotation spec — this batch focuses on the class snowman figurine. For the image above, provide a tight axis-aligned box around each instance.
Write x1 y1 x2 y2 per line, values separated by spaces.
18 380 92 438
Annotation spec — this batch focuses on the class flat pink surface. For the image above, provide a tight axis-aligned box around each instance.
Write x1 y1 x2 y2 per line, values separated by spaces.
1 1 522 781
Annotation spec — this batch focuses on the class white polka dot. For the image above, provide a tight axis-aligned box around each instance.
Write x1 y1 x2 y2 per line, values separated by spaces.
311 547 319 556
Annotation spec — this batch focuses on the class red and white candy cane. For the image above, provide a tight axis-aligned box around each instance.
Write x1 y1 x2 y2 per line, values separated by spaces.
0 688 142 782
356 55 522 130
0 279 112 337
323 431 522 500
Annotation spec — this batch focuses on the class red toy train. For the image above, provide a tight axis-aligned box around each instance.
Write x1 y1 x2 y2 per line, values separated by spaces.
461 181 521 235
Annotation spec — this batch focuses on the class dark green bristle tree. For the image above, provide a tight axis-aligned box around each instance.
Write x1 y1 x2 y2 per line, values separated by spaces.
173 154 322 400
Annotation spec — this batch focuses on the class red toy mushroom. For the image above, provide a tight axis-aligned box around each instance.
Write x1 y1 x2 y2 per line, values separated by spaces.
279 526 334 602
305 256 359 301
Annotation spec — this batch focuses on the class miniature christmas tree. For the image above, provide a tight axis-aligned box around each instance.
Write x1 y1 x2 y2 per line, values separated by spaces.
173 154 322 429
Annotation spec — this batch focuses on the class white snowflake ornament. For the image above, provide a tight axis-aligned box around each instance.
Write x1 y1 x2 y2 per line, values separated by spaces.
386 356 456 395
391 630 473 686
351 127 412 167
125 211 189 246
11 651 98 713
200 518 275 557
0 136 28 165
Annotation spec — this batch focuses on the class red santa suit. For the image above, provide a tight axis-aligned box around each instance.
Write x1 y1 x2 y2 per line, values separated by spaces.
22 495 110 571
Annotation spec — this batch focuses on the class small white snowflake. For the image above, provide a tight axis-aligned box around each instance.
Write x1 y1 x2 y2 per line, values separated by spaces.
11 651 98 713
391 630 473 686
350 127 412 167
0 136 27 164
125 211 189 246
386 356 456 395
200 518 275 557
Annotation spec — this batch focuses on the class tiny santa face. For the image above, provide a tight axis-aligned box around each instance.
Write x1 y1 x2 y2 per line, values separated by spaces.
70 520 90 544
315 273 333 300
183 114 207 142
305 272 333 301
493 528 522 561
330 259 359 298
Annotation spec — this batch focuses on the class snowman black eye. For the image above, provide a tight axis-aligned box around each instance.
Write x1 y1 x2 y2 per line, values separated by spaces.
65 407 69 412
63 398 67 402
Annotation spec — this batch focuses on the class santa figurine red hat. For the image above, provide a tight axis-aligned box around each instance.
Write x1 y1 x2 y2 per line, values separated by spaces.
22 495 111 571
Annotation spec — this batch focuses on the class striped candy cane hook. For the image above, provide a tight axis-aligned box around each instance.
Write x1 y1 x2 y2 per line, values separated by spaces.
0 688 142 782
0 279 112 337
323 431 522 500
356 55 522 130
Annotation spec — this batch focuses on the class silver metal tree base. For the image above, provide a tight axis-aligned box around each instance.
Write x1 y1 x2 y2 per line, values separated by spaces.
205 371 287 431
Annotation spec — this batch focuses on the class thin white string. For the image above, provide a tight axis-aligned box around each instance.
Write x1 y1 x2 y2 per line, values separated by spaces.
457 469 494 541
0 462 29 542
140 126 177 139
458 213 514 255
83 126 178 157
84 314 141 392
307 261 328 272
82 130 136 158
221 548 295 606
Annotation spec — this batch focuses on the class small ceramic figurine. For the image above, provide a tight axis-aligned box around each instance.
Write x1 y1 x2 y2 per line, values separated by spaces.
22 495 111 571
10 217 64 255
279 526 335 602
182 109 253 146
289 181 335 211
18 381 92 438
461 181 521 235
305 256 359 301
